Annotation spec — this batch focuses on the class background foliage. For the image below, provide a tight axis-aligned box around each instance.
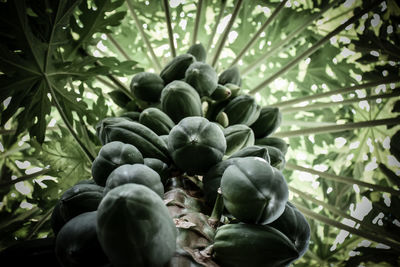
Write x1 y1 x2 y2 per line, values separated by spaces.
0 0 399 265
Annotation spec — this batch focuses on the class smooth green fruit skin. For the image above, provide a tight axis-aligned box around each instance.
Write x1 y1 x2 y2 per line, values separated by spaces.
98 119 170 163
97 184 177 267
55 211 109 267
119 111 141 121
130 72 164 102
256 137 288 155
229 145 270 164
262 145 286 170
92 141 144 186
187 43 207 62
143 157 170 185
203 158 238 206
185 62 218 97
210 84 232 101
251 106 282 138
221 157 288 224
51 184 104 235
269 202 311 259
168 116 226 175
223 124 255 156
104 164 164 197
223 95 261 126
160 54 196 84
213 224 299 267
161 81 203 123
139 107 175 135
218 66 241 86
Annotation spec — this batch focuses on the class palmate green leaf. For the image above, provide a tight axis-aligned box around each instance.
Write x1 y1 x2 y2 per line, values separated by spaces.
31 126 91 190
67 0 127 58
0 0 134 143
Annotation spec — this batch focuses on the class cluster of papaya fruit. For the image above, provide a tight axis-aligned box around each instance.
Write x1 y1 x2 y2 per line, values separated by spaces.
51 43 310 267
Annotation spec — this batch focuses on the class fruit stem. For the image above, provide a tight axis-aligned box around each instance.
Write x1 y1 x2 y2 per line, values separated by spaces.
209 188 224 229
162 0 176 58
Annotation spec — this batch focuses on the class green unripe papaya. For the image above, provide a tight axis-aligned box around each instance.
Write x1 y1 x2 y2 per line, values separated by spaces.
225 83 241 97
97 184 177 267
264 145 286 170
160 81 203 123
185 62 218 96
250 106 282 138
221 157 288 224
255 137 288 155
222 95 261 126
96 119 170 163
130 72 164 102
160 54 196 84
187 43 207 62
390 130 400 162
269 202 311 259
202 158 237 206
168 116 226 175
55 211 109 267
213 224 299 267
143 157 170 185
104 164 164 197
206 98 230 121
139 107 175 135
92 141 144 186
119 111 141 121
108 90 132 109
216 111 229 128
229 145 270 164
51 184 104 235
218 66 241 86
210 84 232 101
96 117 129 141
223 124 255 156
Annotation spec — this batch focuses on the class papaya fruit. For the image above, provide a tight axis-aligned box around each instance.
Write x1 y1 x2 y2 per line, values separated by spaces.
119 111 141 121
96 118 170 163
221 157 288 224
185 62 218 97
264 145 286 170
168 116 226 175
255 137 288 155
97 184 177 267
229 145 270 163
130 72 164 102
218 66 241 86
223 124 255 156
160 80 203 123
213 223 299 267
250 106 282 138
143 157 170 185
91 141 144 186
222 95 261 126
269 202 311 259
139 107 175 135
187 43 207 62
55 211 109 267
160 54 196 83
210 84 232 101
104 164 164 197
51 184 104 235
